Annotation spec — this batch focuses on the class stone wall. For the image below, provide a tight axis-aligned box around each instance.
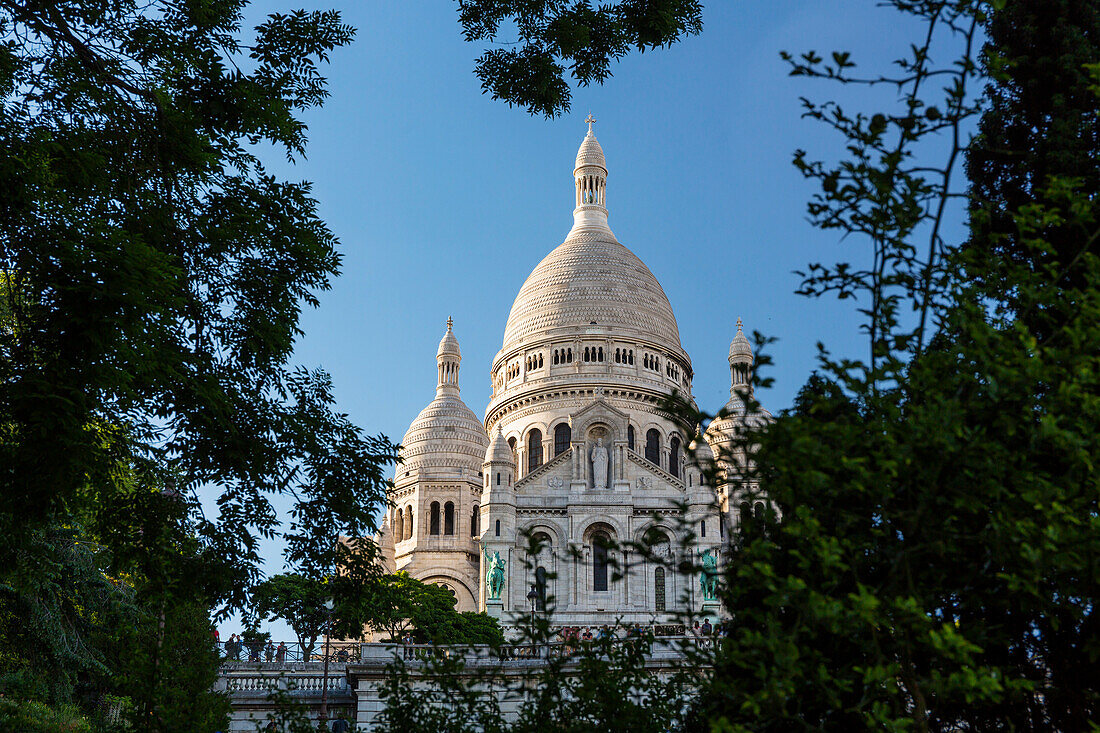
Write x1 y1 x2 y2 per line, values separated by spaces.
218 639 712 731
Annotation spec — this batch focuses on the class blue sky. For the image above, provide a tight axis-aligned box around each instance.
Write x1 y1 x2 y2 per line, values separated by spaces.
223 1 940 635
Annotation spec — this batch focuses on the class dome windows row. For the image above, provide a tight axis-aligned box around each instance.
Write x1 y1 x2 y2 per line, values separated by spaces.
494 342 691 394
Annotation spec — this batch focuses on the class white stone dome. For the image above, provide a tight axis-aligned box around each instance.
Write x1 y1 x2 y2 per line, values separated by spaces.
500 231 684 356
437 319 460 358
575 130 606 171
729 318 753 361
484 426 515 465
400 394 489 476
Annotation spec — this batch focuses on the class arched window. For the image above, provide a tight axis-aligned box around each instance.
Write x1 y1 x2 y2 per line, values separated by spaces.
645 429 661 466
754 502 766 520
395 508 404 542
592 531 610 592
534 566 547 612
471 504 479 536
701 520 706 538
405 507 412 540
495 519 501 536
583 347 590 362
527 429 543 472
429 502 441 535
627 425 635 451
444 501 455 535
508 436 517 466
496 472 501 485
654 567 666 612
669 435 681 479
554 423 571 456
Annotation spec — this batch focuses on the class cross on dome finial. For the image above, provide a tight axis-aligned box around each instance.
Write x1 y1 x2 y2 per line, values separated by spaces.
736 317 743 331
447 316 453 331
585 113 596 134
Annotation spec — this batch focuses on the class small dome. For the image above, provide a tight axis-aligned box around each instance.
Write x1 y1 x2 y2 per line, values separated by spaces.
729 318 753 361
399 393 488 477
484 426 515 465
575 130 606 172
688 434 715 466
437 317 460 359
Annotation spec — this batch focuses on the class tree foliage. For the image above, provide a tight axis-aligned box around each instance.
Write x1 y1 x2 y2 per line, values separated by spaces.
0 0 394 728
251 572 331 660
457 0 703 117
334 571 504 647
689 1 1100 730
0 0 397 601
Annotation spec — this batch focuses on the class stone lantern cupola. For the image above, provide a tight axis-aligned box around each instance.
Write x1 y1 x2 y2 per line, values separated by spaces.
571 114 611 235
437 316 461 396
728 317 753 397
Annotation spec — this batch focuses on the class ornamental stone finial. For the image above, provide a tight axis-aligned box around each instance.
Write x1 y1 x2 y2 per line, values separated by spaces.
585 113 596 133
447 316 454 332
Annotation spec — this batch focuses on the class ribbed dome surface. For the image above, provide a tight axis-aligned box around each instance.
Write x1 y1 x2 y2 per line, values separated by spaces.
501 230 683 355
575 131 606 171
729 319 752 360
400 394 489 475
484 427 515 465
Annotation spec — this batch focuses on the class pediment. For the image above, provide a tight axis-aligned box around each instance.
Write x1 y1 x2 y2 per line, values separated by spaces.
625 448 685 492
571 396 630 440
515 446 573 492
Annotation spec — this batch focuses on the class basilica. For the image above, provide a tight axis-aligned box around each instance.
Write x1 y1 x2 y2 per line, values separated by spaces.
378 122 769 633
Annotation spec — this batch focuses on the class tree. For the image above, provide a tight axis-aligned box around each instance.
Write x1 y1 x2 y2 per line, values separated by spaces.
966 0 1100 333
251 573 331 659
688 1 1100 730
0 0 397 604
456 0 703 117
1 1 395 728
333 572 503 647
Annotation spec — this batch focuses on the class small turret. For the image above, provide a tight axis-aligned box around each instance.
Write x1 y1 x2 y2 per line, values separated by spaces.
570 114 612 235
728 317 753 397
437 317 461 396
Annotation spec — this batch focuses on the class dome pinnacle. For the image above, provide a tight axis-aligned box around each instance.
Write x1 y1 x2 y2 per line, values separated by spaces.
571 117 611 236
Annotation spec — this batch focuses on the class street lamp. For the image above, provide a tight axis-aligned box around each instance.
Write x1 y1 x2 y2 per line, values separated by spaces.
526 584 539 654
318 597 335 730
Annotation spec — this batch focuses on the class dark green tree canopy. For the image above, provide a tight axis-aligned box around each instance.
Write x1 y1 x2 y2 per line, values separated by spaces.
250 573 331 658
0 0 396 605
457 0 703 117
333 571 503 647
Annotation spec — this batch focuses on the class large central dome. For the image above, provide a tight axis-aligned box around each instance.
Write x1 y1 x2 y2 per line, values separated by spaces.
501 230 683 355
499 123 684 360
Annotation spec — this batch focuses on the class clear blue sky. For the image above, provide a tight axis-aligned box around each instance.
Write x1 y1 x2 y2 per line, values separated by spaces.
222 1 937 636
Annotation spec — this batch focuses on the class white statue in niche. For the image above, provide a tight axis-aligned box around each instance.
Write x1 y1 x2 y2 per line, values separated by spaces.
591 437 609 489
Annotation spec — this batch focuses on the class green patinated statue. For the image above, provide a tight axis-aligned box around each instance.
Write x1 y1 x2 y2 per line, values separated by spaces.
700 548 719 601
484 547 506 601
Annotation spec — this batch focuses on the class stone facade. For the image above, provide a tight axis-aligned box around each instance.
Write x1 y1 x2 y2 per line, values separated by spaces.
380 123 767 633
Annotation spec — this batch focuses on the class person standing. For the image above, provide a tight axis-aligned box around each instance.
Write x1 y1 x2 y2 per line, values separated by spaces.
276 641 287 663
264 640 275 662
